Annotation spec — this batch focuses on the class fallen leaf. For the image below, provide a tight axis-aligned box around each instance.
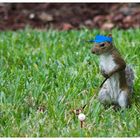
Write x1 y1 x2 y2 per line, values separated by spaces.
123 16 132 23
62 23 73 30
101 22 114 30
38 12 53 22
113 13 124 21
84 19 93 26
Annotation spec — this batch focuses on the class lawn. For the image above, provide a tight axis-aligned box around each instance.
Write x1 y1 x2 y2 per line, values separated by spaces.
0 28 140 137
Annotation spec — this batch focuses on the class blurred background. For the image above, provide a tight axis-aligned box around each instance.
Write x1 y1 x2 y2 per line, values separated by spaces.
0 3 140 31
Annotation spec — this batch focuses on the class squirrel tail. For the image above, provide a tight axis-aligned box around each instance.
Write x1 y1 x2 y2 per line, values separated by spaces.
125 65 135 94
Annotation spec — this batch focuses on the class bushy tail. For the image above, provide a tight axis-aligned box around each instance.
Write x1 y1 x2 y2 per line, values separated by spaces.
125 65 135 94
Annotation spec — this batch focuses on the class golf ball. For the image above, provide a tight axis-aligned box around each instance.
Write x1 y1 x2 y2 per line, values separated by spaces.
78 113 86 121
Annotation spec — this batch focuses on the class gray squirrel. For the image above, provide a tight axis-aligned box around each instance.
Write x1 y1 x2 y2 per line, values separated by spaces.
90 34 134 108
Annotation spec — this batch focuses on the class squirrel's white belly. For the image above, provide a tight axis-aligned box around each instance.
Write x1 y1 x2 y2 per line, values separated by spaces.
99 54 120 102
99 54 116 72
107 73 120 102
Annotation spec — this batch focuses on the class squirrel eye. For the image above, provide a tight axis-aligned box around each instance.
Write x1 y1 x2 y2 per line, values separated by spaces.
100 43 105 47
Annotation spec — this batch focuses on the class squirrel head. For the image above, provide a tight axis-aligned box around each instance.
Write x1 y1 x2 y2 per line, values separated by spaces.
91 34 113 55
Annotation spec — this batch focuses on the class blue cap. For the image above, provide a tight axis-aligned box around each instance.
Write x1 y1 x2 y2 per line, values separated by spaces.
89 35 112 43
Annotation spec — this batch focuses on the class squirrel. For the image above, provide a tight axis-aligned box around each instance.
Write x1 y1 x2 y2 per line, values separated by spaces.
90 34 134 108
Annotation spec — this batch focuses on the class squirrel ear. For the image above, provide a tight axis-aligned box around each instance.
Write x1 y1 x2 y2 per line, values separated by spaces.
108 34 112 38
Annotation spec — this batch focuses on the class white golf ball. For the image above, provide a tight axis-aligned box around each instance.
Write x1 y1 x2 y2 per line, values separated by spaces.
78 113 86 121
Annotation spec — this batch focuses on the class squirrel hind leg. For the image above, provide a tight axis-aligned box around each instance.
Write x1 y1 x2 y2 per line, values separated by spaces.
98 88 111 105
118 90 130 108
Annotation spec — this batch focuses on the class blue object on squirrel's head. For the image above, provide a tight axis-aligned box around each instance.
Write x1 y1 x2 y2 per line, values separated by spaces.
89 35 112 43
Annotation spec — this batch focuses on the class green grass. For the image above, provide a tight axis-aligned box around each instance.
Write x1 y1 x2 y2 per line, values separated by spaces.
0 28 140 137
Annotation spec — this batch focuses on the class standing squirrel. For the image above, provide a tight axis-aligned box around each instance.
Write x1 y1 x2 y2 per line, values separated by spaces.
90 34 134 108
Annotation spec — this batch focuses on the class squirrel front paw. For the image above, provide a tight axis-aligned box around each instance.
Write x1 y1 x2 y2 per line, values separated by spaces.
101 70 110 78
